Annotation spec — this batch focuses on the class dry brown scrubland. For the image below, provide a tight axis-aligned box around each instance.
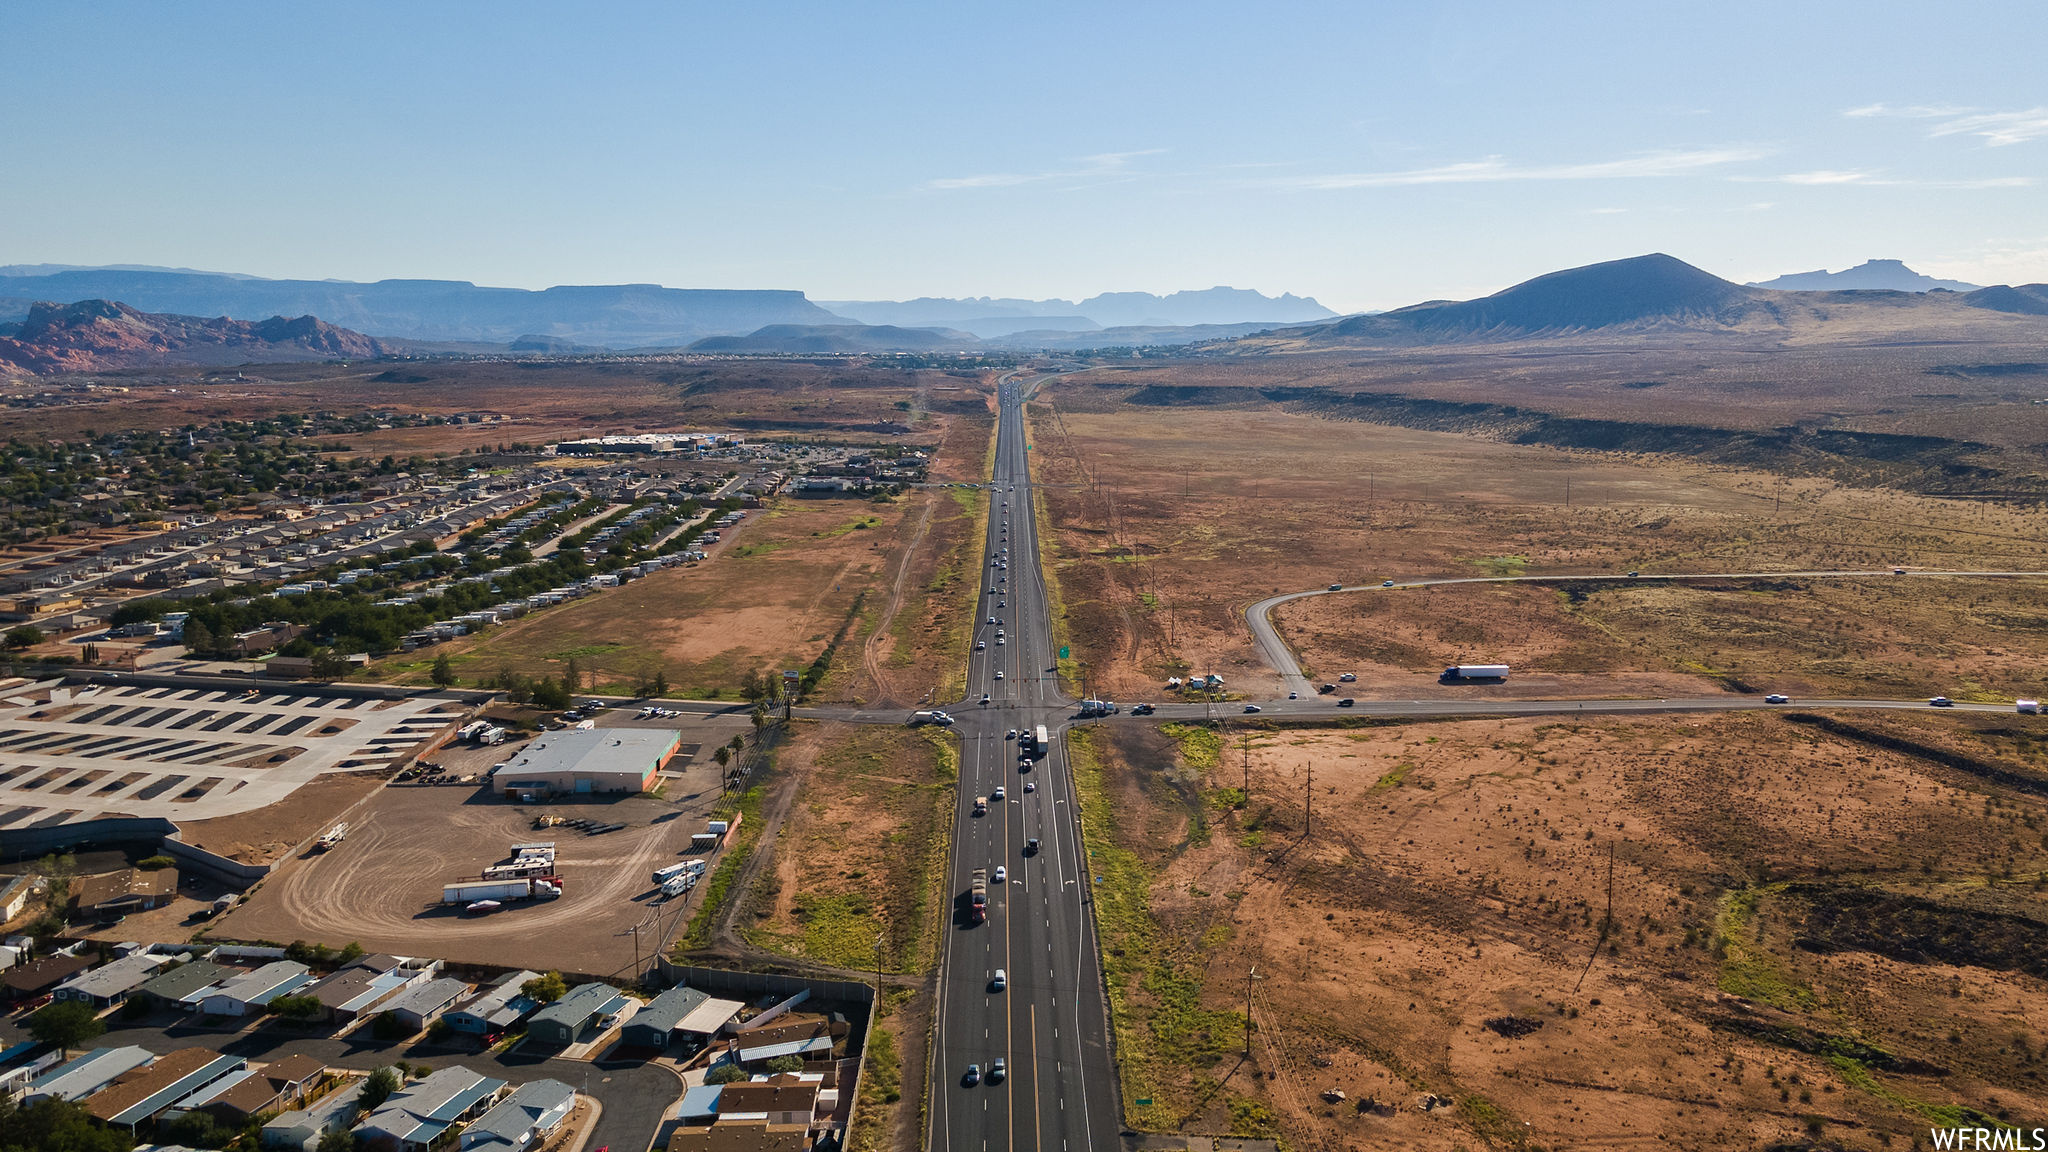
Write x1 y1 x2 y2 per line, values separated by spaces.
1076 711 2048 1150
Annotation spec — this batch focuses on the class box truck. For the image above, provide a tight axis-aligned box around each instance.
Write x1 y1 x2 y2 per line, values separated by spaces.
1441 664 1511 680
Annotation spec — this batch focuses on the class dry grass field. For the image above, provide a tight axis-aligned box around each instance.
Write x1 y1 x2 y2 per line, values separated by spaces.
1275 575 2048 703
1026 396 2048 699
1070 711 2048 1150
374 497 906 698
739 721 955 975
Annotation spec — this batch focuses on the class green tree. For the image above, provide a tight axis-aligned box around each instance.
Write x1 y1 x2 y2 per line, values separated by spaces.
0 1095 135 1152
27 1000 105 1058
651 669 669 697
562 656 582 693
713 746 731 770
764 1054 804 1073
429 652 457 687
339 941 365 964
530 677 570 711
704 1062 748 1085
4 625 43 650
309 649 350 680
268 994 324 1022
181 617 214 655
357 1066 401 1112
315 1124 359 1152
521 971 568 1004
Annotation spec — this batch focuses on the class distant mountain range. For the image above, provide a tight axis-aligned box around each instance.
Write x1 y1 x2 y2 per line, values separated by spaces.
1749 259 1980 292
0 266 1340 349
0 299 386 374
819 287 1338 332
0 266 837 347
1263 253 2048 348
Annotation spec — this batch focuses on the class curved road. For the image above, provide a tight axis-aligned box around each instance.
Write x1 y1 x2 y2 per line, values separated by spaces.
1248 569 2048 701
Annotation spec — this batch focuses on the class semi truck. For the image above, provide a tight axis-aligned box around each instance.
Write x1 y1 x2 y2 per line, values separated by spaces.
2021 699 2041 714
1442 664 1511 681
909 710 954 727
1078 700 1118 717
970 868 988 923
441 876 561 905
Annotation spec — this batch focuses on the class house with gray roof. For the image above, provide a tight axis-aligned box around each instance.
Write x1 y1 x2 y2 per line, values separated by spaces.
458 1078 574 1152
380 976 469 1032
23 1045 155 1103
358 1066 507 1152
199 960 313 1016
621 985 706 1050
52 951 167 1008
134 960 231 1012
446 970 537 1035
524 982 628 1046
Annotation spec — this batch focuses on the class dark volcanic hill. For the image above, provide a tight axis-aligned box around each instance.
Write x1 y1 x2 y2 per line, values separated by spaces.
0 299 388 374
1320 253 1755 340
0 267 839 347
686 323 979 354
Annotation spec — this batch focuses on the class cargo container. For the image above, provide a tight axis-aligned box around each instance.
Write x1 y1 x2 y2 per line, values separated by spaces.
1441 664 1511 680
441 876 562 905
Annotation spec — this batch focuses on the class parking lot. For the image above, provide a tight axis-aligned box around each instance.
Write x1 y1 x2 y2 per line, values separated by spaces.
211 710 743 977
0 678 461 829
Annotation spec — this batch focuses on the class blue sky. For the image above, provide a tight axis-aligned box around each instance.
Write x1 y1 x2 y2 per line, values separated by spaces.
3 1 2043 311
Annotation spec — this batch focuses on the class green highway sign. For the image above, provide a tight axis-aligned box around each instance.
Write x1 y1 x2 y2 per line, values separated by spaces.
1059 646 1069 659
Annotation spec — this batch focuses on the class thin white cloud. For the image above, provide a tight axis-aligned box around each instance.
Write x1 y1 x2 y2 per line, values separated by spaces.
1272 147 1769 190
1845 103 2048 146
1737 170 2034 189
923 149 1166 192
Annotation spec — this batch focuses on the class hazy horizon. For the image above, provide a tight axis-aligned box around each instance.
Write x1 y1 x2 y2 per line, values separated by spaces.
5 1 2044 313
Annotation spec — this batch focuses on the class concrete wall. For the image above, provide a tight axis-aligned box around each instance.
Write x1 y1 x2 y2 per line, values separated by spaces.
0 816 176 862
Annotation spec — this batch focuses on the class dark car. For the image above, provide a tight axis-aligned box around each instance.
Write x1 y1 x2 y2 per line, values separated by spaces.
963 1064 981 1086
1024 837 1040 856
1130 703 1155 716
1337 698 1354 707
1317 684 1337 694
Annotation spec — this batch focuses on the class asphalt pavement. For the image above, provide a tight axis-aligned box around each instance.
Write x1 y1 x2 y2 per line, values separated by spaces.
924 372 1122 1152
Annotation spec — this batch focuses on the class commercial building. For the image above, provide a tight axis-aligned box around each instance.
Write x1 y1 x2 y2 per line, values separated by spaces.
73 867 180 918
523 982 630 1046
459 1078 575 1152
491 729 680 799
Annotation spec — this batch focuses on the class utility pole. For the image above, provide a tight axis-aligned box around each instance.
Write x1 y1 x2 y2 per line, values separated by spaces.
1236 963 1253 1057
1565 477 1571 508
1304 759 1312 837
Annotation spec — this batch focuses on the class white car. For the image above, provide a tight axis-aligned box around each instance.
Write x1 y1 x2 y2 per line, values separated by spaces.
993 865 1007 882
994 671 1005 679
1765 694 1789 704
988 616 997 624
1024 780 1035 792
976 641 986 650
992 786 1006 800
1006 729 1017 739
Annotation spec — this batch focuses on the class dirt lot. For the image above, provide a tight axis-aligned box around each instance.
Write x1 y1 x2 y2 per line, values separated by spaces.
1069 712 2048 1149
1026 398 2048 699
738 721 955 974
209 727 733 976
174 771 393 865
1274 574 2048 703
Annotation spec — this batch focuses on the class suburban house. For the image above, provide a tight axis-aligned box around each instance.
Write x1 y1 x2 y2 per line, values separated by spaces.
523 982 629 1046
132 959 231 1012
458 1078 575 1152
380 976 470 1032
83 1047 246 1135
445 969 538 1035
198 960 314 1016
358 1066 508 1152
51 951 168 1008
22 1046 156 1103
